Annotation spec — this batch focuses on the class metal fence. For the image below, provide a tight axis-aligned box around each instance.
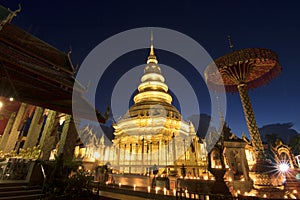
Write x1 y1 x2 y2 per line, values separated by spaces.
176 188 261 200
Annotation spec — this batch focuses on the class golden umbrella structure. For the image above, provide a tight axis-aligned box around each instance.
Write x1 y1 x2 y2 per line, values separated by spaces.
206 44 281 160
205 38 282 190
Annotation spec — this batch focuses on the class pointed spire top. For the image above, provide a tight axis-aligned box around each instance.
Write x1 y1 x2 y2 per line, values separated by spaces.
227 35 234 51
150 30 154 56
147 30 158 64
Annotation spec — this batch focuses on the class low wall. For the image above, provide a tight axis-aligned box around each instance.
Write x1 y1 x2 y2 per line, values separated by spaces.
112 174 151 187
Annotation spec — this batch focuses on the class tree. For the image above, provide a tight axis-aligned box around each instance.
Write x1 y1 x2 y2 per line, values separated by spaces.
289 135 300 155
265 133 281 147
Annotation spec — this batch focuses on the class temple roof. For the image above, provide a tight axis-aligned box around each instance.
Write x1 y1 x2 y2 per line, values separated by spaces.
0 5 105 123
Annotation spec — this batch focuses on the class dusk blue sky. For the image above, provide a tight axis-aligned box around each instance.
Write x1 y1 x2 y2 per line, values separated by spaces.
3 0 300 138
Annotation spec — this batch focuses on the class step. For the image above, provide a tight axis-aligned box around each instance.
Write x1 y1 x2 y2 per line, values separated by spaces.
0 182 28 187
0 193 43 200
0 186 27 192
0 185 40 192
0 189 42 197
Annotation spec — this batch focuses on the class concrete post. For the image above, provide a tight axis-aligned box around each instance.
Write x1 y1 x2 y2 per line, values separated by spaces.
3 103 27 153
39 110 58 160
23 107 44 149
0 112 16 151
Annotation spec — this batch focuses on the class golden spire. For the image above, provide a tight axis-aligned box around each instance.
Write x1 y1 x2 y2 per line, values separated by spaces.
147 31 158 64
227 35 234 51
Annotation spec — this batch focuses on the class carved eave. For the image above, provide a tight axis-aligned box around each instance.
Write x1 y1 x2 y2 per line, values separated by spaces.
242 132 251 144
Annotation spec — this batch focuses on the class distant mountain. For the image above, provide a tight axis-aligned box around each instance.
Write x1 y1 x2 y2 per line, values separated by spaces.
259 123 300 144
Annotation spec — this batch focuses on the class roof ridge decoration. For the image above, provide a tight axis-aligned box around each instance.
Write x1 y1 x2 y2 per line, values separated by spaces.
0 4 21 31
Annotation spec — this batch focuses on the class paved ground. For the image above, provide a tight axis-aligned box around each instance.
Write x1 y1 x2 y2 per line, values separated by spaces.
99 190 152 200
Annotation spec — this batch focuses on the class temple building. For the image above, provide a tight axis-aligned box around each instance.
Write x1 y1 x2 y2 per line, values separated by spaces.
74 42 209 177
0 4 105 180
112 42 207 175
1 4 300 198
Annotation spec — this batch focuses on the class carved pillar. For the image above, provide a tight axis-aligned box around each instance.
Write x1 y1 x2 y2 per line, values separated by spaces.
39 110 58 160
4 103 27 153
183 138 187 163
57 115 78 161
240 149 250 180
142 138 145 173
23 107 44 149
129 143 132 173
150 142 152 165
172 135 176 164
107 146 111 162
117 143 120 167
123 144 126 171
158 141 161 165
238 83 265 160
101 144 105 164
0 112 16 151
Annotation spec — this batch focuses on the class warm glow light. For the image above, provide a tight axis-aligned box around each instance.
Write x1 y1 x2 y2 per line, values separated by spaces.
106 181 108 185
138 81 168 92
293 189 297 194
134 91 172 104
119 183 122 188
148 186 151 193
173 189 176 196
0 101 3 108
163 187 167 195
59 116 65 125
249 193 256 197
94 152 100 159
185 189 188 197
155 187 160 194
278 162 289 173
237 190 241 194
133 184 136 191
9 97 14 101
228 178 232 182
141 73 165 83
241 178 245 181
263 194 267 198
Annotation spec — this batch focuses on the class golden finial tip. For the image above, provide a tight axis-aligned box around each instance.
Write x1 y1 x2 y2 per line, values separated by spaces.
147 31 157 63
227 35 234 51
151 30 153 44
150 31 155 56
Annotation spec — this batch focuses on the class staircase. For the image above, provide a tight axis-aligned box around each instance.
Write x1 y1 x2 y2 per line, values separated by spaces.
0 182 44 200
285 170 300 198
